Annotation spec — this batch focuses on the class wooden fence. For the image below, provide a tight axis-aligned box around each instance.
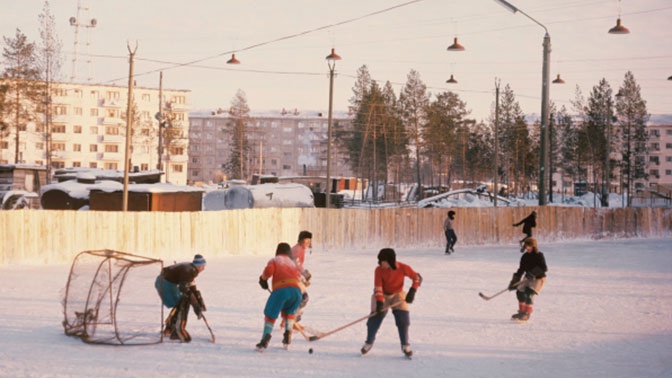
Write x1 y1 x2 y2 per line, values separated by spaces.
1 207 670 265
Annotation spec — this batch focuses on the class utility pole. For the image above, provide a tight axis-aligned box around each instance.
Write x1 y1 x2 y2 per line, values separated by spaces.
157 71 163 172
494 79 500 207
122 42 137 212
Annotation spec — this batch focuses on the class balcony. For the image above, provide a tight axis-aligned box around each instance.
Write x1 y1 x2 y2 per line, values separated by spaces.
102 117 124 126
101 134 124 143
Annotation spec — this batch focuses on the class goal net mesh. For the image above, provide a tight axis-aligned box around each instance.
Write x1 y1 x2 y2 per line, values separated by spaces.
62 249 164 345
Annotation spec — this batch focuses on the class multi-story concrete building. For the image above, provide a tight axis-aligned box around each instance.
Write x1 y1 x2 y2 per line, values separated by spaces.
188 108 354 185
646 121 672 189
0 81 190 185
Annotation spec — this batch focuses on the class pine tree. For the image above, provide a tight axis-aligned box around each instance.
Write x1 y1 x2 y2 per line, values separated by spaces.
423 91 469 189
497 84 530 196
226 89 250 181
585 78 616 207
398 70 429 200
2 29 43 164
615 71 649 206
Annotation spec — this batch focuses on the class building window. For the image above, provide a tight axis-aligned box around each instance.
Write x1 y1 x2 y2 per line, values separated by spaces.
36 142 44 150
105 126 120 135
90 90 99 99
51 161 65 168
104 162 118 170
192 170 199 177
170 147 184 155
141 93 151 102
53 142 66 151
172 164 183 173
90 126 98 134
90 144 98 152
72 161 81 167
106 91 120 100
140 163 148 171
35 160 43 165
90 108 99 117
54 105 67 115
74 107 83 116
89 162 97 168
283 165 291 170
52 124 66 133
73 125 82 133
104 144 119 153
73 144 82 152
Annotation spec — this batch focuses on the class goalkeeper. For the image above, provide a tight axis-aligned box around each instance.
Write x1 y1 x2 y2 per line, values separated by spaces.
154 254 207 342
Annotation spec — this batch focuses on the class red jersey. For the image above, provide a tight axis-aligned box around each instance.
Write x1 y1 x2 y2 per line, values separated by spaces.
261 255 301 291
374 261 420 302
291 243 306 271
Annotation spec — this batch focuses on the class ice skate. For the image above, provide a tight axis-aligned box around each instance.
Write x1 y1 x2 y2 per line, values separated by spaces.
360 342 373 355
255 334 272 351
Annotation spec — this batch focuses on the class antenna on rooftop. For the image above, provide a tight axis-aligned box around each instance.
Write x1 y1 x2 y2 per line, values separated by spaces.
69 0 97 82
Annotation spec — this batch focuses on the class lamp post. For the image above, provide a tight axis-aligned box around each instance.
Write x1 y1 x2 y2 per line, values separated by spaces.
325 48 341 209
494 0 551 206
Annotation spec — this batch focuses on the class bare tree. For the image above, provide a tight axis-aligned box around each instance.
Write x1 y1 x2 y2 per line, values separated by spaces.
38 1 62 182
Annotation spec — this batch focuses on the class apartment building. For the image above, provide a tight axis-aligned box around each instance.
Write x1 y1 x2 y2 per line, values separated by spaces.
646 121 672 189
0 81 190 185
188 108 354 184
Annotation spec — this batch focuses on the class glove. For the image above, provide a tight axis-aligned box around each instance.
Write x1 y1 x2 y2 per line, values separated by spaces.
302 269 312 282
508 273 522 291
375 301 385 316
258 275 269 290
192 302 203 319
405 287 417 304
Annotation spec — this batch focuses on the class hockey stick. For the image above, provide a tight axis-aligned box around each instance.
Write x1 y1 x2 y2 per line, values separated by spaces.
478 279 527 301
200 313 215 343
308 299 404 342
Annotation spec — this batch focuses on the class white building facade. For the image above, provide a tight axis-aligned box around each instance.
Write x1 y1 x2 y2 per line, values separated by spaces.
0 81 190 185
188 108 354 184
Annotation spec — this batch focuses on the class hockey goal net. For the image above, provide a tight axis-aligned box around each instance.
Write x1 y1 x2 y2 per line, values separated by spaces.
62 249 164 345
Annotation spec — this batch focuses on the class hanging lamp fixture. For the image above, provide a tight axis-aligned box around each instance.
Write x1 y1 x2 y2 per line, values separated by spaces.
608 0 630 34
227 53 241 64
447 37 465 51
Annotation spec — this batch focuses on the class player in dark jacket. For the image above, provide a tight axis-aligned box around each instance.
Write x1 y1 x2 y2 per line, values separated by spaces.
513 211 537 251
154 254 207 342
508 238 547 321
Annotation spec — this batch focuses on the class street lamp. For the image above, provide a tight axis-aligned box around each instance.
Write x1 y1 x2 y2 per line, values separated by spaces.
325 48 341 209
494 0 551 206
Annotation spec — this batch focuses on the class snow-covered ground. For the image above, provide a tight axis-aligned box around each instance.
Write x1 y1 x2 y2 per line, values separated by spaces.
1 237 671 378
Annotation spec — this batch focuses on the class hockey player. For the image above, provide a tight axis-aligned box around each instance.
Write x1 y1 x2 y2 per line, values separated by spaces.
154 254 207 342
513 211 537 251
361 248 422 358
443 210 457 254
290 231 312 325
256 242 303 351
508 237 547 321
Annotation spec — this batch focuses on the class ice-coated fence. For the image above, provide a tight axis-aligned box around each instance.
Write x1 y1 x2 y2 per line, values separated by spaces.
1 207 670 264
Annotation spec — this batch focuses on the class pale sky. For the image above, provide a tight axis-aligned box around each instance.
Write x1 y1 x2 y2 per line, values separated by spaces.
3 0 671 121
